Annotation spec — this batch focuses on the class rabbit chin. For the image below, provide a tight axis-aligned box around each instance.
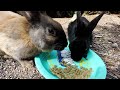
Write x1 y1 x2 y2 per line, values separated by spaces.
38 44 54 52
41 48 53 52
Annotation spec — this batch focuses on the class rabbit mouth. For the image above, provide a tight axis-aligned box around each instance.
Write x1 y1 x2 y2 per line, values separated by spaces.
54 44 66 51
71 55 82 61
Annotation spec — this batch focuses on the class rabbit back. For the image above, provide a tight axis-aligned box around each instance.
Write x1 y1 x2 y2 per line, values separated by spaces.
0 11 40 60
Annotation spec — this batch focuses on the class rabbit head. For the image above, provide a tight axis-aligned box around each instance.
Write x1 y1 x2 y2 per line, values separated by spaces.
17 11 68 52
68 11 105 61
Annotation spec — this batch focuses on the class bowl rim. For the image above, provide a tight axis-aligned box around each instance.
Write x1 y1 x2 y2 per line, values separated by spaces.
34 49 107 79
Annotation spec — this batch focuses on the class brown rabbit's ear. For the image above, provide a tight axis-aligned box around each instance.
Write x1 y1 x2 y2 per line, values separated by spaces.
16 11 41 22
86 11 105 33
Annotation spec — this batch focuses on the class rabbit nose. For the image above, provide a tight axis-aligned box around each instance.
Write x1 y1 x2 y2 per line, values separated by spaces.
54 45 65 51
71 55 82 61
54 43 67 51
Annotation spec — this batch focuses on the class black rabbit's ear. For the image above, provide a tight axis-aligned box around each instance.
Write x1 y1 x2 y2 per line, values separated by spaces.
16 11 41 22
77 11 84 21
86 11 105 33
76 11 84 29
75 11 85 37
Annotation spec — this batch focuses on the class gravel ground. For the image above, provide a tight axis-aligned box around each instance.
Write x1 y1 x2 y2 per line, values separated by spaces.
84 14 120 79
0 14 120 79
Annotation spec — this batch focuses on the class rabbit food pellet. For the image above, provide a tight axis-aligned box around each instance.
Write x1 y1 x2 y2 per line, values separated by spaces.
50 61 92 79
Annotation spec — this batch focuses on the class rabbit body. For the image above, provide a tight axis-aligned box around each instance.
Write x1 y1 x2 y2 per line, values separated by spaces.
68 11 105 61
0 11 40 60
0 11 68 61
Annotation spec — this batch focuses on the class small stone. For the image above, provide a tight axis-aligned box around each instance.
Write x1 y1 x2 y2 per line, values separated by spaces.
95 35 102 38
118 16 120 18
108 39 114 43
90 45 92 48
118 65 120 71
108 42 112 44
0 65 2 69
111 43 118 48
3 55 11 59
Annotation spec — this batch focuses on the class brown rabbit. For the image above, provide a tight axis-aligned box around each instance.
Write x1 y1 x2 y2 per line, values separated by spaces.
0 11 67 67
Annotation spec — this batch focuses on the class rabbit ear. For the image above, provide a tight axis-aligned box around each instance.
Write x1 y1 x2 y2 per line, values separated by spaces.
77 11 84 21
16 11 41 22
16 11 32 20
76 11 84 29
86 11 105 33
75 11 85 37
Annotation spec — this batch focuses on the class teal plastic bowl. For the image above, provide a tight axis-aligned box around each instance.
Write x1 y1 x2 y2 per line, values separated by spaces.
34 46 107 79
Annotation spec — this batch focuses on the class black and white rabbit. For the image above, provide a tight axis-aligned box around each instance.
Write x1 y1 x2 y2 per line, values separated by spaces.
0 11 67 65
68 11 105 61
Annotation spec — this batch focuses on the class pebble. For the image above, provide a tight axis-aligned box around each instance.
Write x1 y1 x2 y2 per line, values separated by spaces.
95 35 102 38
0 65 2 69
108 42 112 44
3 55 11 59
108 39 114 43
118 65 120 71
118 16 120 18
90 45 93 48
111 43 118 48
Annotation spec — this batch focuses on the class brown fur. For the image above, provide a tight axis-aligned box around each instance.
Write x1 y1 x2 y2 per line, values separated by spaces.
0 11 68 62
0 11 39 61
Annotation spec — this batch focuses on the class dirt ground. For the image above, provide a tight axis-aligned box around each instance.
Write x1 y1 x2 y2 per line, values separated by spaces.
0 14 120 79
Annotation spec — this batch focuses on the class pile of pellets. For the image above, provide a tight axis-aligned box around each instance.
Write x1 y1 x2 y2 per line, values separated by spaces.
50 61 92 79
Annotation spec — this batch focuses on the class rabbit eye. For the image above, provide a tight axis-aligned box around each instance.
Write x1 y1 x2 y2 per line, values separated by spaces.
48 28 56 36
